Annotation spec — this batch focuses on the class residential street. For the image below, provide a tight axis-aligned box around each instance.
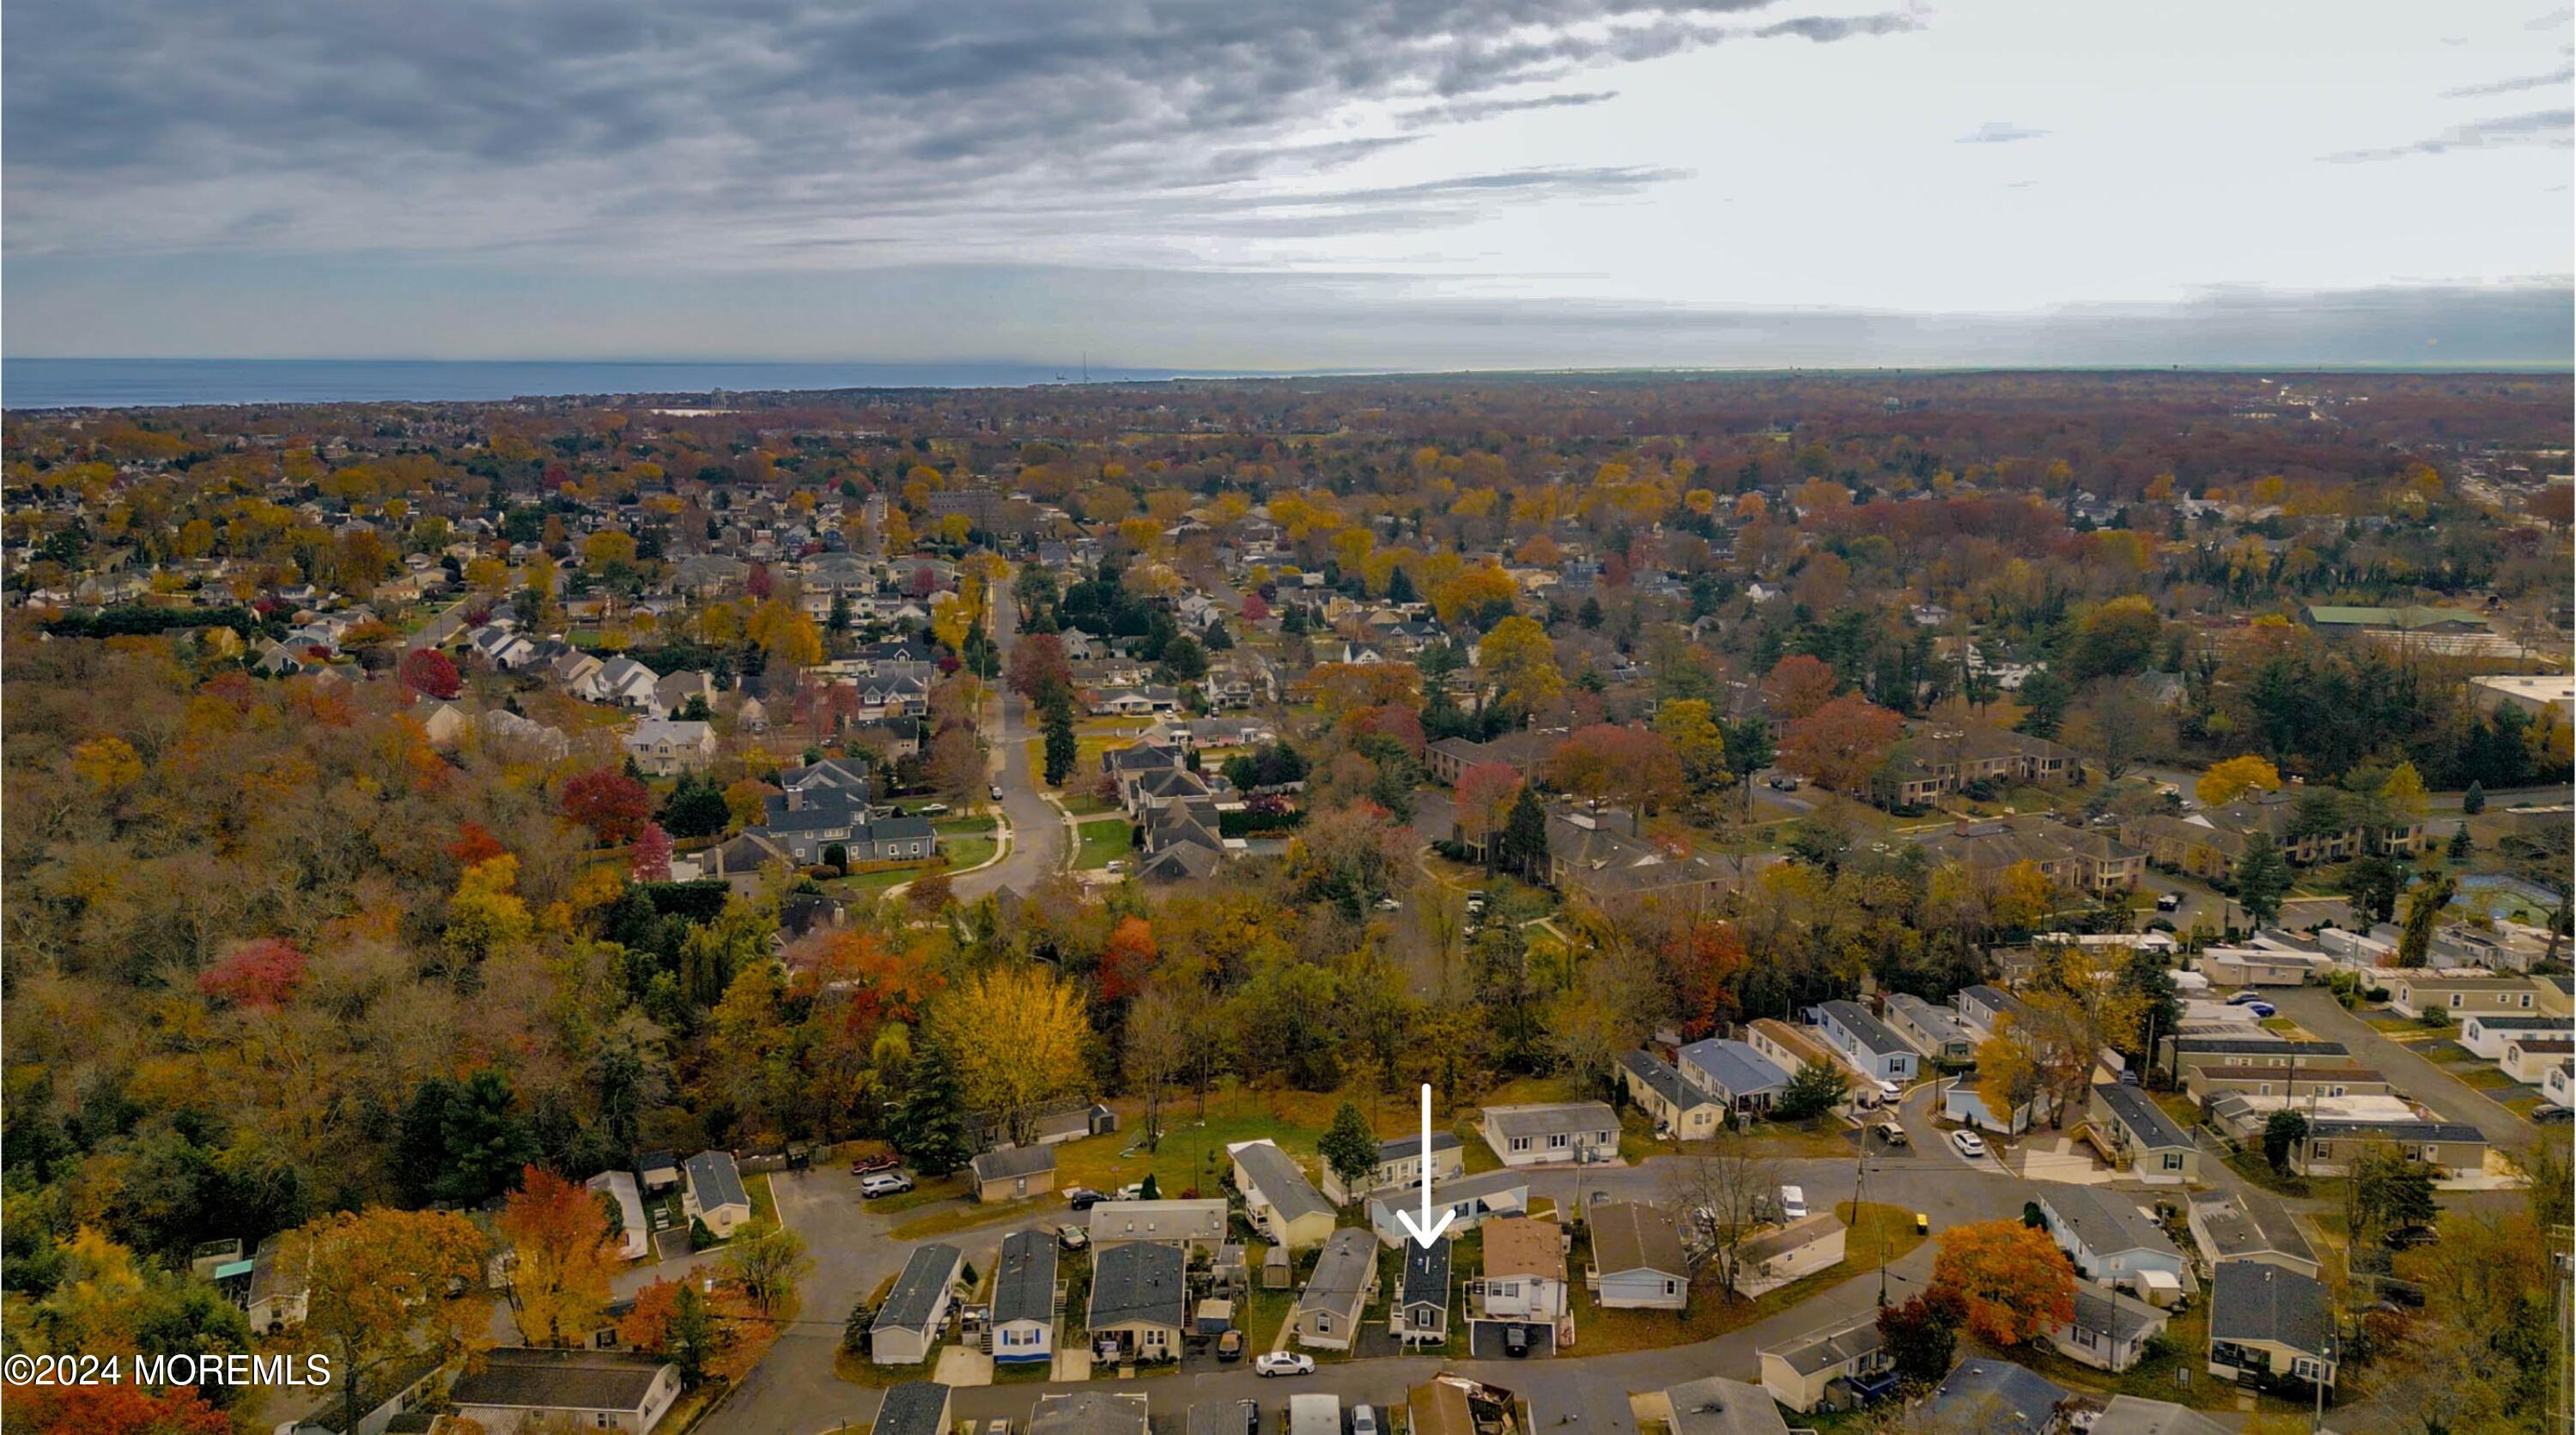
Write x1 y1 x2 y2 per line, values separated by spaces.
2263 983 2539 1151
956 581 1069 901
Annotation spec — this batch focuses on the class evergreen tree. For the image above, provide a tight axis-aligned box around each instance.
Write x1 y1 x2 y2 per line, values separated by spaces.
1317 1101 1380 1196
2397 873 2458 968
1499 784 1551 880
2263 1109 2308 1172
2462 780 2486 815
2232 832 2290 930
891 1040 972 1176
2447 825 2472 861
2014 668 2072 739
1385 566 1416 605
1042 696 1079 787
1773 1061 1850 1121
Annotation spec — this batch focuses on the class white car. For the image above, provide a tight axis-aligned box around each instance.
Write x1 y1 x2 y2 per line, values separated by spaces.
1351 1406 1380 1435
1255 1352 1315 1377
860 1171 915 1198
1950 1129 1989 1160
992 783 1005 800
1778 1184 1807 1220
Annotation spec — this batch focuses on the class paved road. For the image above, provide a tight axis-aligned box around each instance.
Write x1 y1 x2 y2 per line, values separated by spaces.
2264 984 2538 1151
955 580 1069 902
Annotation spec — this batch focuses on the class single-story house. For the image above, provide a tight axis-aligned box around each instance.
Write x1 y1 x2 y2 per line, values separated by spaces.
246 1235 312 1334
2196 946 2326 988
1366 1169 1529 1249
2181 1061 2391 1104
2208 1262 2336 1391
1480 1102 1619 1167
2087 1083 2199 1184
2091 1396 2233 1435
1230 1140 1336 1251
1394 1235 1452 1347
1814 1000 1919 1084
446 1349 681 1434
682 1151 752 1237
1320 1130 1463 1205
2045 1282 2170 1373
1089 1242 1188 1361
2291 1116 2488 1178
1676 1038 1791 1115
969 1146 1058 1204
1884 993 1978 1062
1030 1391 1151 1435
1728 1211 1845 1298
1953 983 2035 1039
1464 1217 1569 1358
2500 1036 2573 1085
1923 1359 2071 1434
1758 1314 1895 1414
1089 1199 1229 1253
1661 1375 1794 1435
2185 1190 2319 1280
1744 1017 1838 1077
2386 972 2547 1020
588 1170 651 1262
1291 1228 1381 1351
1583 1201 1689 1310
2460 1013 2575 1060
992 1230 1059 1367
871 1243 964 1365
1941 1075 2033 1135
635 1151 681 1193
875 1382 955 1435
2037 1188 2187 1292
1619 1049 1728 1139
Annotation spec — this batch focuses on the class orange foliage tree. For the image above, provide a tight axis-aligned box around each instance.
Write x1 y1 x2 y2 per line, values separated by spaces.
1778 693 1904 797
497 1164 617 1348
1929 1219 2077 1345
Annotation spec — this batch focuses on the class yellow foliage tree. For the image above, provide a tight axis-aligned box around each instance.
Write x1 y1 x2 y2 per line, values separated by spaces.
1479 616 1562 713
2196 754 2282 806
925 966 1089 1147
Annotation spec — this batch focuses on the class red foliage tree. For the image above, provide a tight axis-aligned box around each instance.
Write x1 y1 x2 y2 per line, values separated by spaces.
1452 761 1524 858
1238 592 1271 623
1352 703 1427 759
1006 632 1072 703
447 821 507 867
1779 692 1905 796
197 937 309 1010
13 1385 232 1435
1761 654 1839 722
398 646 464 700
562 767 653 845
1666 921 1747 1037
631 822 674 884
1099 916 1157 1004
1546 723 1683 830
745 562 774 600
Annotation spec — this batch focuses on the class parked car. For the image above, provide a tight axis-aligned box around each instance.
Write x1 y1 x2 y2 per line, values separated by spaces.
918 802 949 815
2534 1104 2574 1125
1373 897 1401 911
1503 1324 1531 1357
2244 1000 2277 1018
849 1152 902 1177
1114 1183 1147 1201
1352 1405 1380 1435
1874 1122 1909 1146
1255 1352 1315 1377
991 784 1005 801
1064 1187 1106 1211
1950 1129 1989 1160
1216 1330 1244 1361
1056 1225 1090 1250
1103 860 1127 874
2385 1224 2440 1250
986 1421 1011 1435
2225 990 2264 1005
2155 891 2184 912
860 1171 914 1198
1778 1184 1808 1220
1766 773 1800 790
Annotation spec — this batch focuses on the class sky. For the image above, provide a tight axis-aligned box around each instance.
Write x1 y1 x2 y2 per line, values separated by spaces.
4 0 2571 368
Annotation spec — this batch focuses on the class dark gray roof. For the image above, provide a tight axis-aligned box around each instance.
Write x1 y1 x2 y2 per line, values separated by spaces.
1819 1000 1911 1057
2171 1037 2349 1058
2210 1262 2334 1357
2066 1282 2166 1347
1764 1313 1884 1376
877 1243 963 1333
2187 1191 2316 1268
1231 1141 1331 1224
1677 1038 1789 1099
2307 1117 2485 1144
447 1350 671 1414
1663 1376 1792 1435
1484 1101 1616 1139
1926 1360 2069 1434
1088 1242 1187 1330
2093 1083 2193 1151
972 1146 1057 1183
993 1230 1058 1327
684 1150 750 1212
875 1382 953 1435
2091 1397 2232 1435
1375 1130 1461 1164
2042 1187 2179 1260
872 814 937 841
1400 1236 1451 1310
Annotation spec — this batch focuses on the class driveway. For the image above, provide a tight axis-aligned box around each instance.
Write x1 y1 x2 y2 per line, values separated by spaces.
2265 984 2537 1150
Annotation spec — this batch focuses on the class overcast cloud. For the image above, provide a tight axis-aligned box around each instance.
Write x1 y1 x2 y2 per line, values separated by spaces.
4 0 2569 364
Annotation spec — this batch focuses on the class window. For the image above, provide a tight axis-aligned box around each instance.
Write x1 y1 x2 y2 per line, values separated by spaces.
1548 1134 1567 1148
2162 1152 2184 1171
1316 1315 1331 1333
1510 1137 1529 1152
1664 1280 1679 1296
2452 993 2464 1008
2292 1357 2324 1382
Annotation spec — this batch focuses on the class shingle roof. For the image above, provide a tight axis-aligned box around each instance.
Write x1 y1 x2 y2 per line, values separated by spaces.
1663 1376 1793 1435
1588 1201 1687 1277
875 1382 953 1435
1030 1392 1151 1435
1297 1229 1377 1316
2187 1191 2316 1268
2091 1397 2232 1435
1375 1130 1462 1165
447 1349 671 1414
972 1146 1057 1183
1230 1140 1332 1224
684 1151 750 1213
1400 1236 1451 1310
2042 1187 2179 1260
876 1243 963 1333
1926 1360 2069 1434
1819 1000 1911 1057
1088 1242 1187 1331
2093 1082 2193 1151
1763 1314 1884 1377
992 1230 1058 1327
1479 1217 1565 1282
1677 1039 1789 1101
2209 1262 2334 1356
1619 1050 1715 1112
1483 1102 1616 1139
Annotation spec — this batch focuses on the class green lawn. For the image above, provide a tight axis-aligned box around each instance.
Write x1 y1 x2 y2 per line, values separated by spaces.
866 1173 969 1214
890 1193 1056 1241
1566 1202 1924 1357
1074 817 1133 870
935 816 999 837
940 836 999 873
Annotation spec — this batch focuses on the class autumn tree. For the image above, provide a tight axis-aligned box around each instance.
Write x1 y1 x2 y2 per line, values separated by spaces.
1546 723 1682 832
1479 616 1563 713
295 1207 492 1434
1762 654 1839 722
1652 697 1729 802
498 1165 617 1347
1006 631 1073 707
1876 1286 1968 1389
562 767 652 845
1662 1126 1781 1295
1929 1219 2076 1345
1453 761 1525 868
631 822 675 884
619 1274 727 1388
925 965 1089 1146
722 1219 811 1316
195 936 308 1009
1778 693 1903 797
398 646 464 700
2197 754 2281 806
1124 983 1190 1152
2068 595 2161 679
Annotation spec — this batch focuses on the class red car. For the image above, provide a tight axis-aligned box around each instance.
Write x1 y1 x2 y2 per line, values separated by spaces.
848 1152 902 1177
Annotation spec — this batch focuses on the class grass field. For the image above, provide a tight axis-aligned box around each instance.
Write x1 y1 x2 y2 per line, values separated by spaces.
889 1193 1057 1241
1075 816 1134 870
1564 1201 1924 1356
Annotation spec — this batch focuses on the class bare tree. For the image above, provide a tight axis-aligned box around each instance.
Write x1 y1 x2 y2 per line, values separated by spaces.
1661 1125 1782 1298
1124 984 1190 1151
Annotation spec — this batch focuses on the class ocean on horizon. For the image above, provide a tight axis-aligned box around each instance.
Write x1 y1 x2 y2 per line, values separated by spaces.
2 357 1215 410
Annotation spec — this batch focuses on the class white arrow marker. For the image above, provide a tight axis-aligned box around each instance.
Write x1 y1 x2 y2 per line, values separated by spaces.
1393 1083 1456 1248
